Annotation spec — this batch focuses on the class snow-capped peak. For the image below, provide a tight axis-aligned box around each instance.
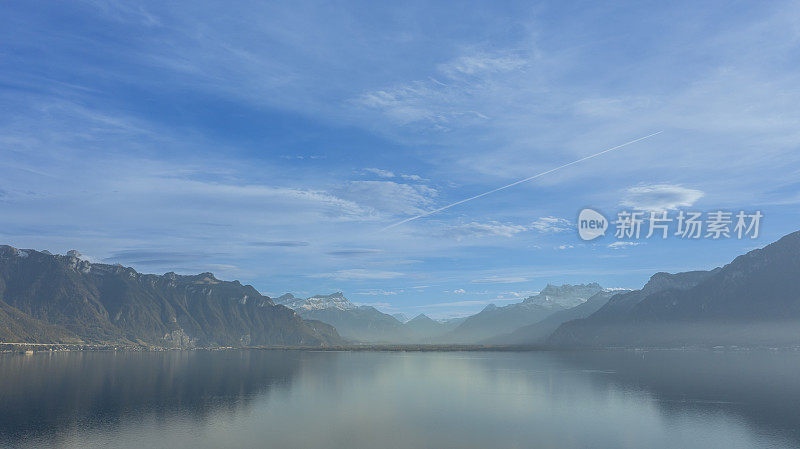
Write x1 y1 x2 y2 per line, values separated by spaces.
275 292 357 311
522 283 603 308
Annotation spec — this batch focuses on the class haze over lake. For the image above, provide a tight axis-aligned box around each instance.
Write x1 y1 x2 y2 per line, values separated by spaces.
2 350 799 449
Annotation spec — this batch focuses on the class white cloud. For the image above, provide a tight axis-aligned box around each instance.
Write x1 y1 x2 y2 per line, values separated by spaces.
556 244 574 250
354 50 529 129
530 216 572 233
471 276 528 284
437 53 527 77
442 221 527 239
354 83 445 125
364 168 395 178
326 248 382 256
120 176 380 223
415 297 520 308
442 218 575 240
400 174 424 181
621 184 705 211
310 269 404 281
338 181 437 215
352 289 400 296
453 288 466 294
503 290 539 298
573 96 656 118
608 241 642 250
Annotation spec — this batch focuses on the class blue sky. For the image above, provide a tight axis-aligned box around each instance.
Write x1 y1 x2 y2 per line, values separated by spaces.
1 1 799 318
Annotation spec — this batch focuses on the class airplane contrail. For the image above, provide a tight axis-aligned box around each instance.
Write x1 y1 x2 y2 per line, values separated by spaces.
382 131 663 231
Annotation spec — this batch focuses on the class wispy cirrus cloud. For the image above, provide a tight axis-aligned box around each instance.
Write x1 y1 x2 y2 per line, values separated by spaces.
415 297 520 309
353 50 529 130
363 168 426 182
437 53 527 77
326 248 382 256
250 241 310 247
122 176 380 223
310 269 404 281
530 216 572 233
608 241 643 250
439 216 572 240
352 289 400 296
364 168 395 178
337 180 437 216
441 221 527 240
103 249 222 265
470 276 529 284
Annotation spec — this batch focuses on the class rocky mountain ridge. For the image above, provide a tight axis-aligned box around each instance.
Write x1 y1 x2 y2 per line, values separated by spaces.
0 246 342 347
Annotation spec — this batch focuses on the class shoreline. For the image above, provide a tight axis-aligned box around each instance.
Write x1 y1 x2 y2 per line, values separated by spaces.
0 342 547 353
4 342 800 353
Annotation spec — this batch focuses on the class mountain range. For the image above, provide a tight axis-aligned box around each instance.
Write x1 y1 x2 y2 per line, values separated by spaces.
2 229 800 349
439 283 605 343
548 230 800 348
275 293 411 343
274 294 465 343
486 290 618 345
0 246 342 347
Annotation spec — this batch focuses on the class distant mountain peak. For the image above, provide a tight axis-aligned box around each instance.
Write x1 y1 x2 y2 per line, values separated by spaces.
539 282 601 295
310 292 345 299
0 245 33 259
523 283 603 308
276 292 357 311
409 313 435 323
391 313 409 323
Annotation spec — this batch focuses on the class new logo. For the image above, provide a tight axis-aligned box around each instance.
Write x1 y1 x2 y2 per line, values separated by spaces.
578 208 608 241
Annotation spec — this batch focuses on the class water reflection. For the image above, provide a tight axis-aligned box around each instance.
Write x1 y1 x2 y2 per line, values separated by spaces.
1 350 798 448
555 350 800 444
0 350 302 447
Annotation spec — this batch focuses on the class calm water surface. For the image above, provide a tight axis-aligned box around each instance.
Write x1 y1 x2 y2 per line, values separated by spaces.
1 350 799 448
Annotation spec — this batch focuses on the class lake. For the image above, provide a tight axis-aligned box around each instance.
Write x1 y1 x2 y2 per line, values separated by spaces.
1 349 799 448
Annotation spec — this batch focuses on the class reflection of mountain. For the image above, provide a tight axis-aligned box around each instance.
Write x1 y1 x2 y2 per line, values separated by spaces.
0 246 341 347
551 350 800 447
0 351 304 444
549 231 800 348
441 283 604 343
3 350 800 448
